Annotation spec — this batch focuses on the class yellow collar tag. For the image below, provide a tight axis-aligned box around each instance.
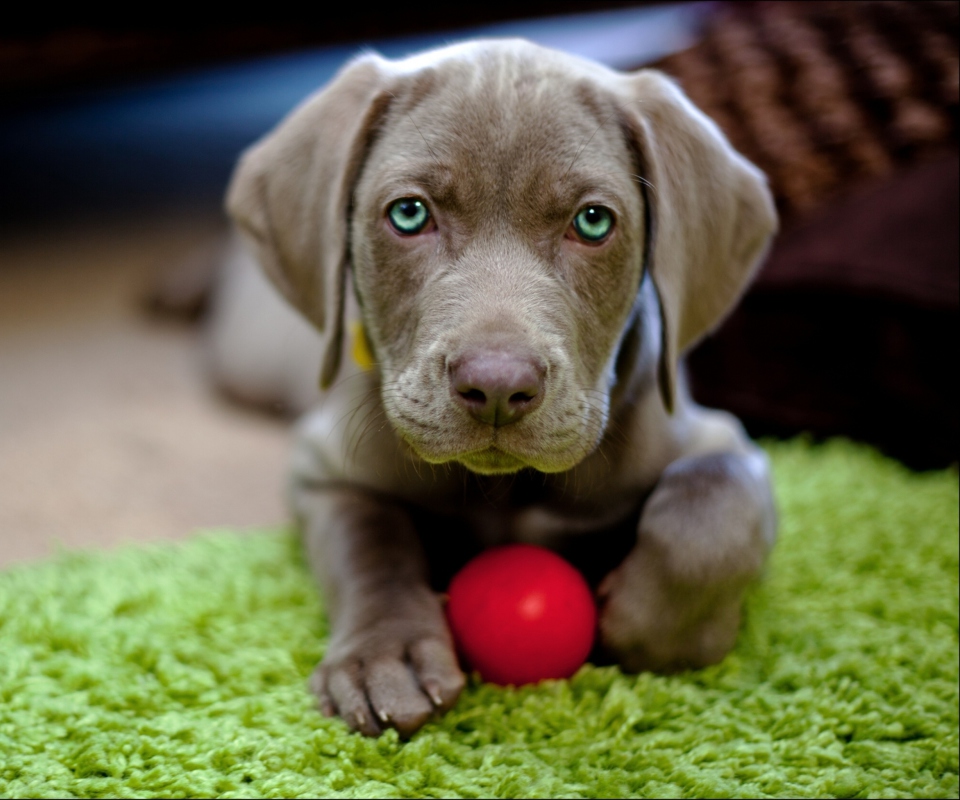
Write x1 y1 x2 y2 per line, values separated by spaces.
350 321 375 371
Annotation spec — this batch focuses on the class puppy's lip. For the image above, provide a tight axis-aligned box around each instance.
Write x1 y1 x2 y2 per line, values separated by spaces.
456 446 528 475
415 441 594 475
401 432 529 474
393 405 603 473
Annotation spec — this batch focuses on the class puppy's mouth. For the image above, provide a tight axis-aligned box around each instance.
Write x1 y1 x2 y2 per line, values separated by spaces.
455 446 529 475
404 431 598 476
387 366 609 476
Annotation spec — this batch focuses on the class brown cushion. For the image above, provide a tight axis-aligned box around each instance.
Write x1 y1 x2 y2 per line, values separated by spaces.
688 153 958 468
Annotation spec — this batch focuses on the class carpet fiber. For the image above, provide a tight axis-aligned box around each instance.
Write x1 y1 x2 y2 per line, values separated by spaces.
1 439 957 798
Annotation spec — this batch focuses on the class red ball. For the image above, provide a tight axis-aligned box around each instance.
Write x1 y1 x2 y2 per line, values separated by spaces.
445 544 596 686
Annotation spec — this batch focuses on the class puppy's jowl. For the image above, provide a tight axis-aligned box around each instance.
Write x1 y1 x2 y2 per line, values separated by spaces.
221 39 778 737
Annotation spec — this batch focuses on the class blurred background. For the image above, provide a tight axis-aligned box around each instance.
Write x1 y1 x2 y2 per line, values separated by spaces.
0 1 956 568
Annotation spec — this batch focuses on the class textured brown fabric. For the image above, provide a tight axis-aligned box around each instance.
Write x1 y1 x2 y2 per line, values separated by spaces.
649 1 958 468
653 0 958 224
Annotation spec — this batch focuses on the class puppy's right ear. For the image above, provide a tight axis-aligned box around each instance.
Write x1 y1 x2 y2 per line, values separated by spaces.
618 70 777 414
226 54 392 388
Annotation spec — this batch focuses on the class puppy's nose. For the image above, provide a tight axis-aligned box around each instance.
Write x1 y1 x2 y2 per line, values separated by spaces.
449 349 546 427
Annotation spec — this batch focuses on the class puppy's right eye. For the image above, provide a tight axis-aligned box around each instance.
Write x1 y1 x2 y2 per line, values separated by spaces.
387 198 432 235
570 205 614 243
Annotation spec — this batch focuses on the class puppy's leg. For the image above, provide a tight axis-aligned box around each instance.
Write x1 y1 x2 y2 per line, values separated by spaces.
297 486 465 738
598 411 776 672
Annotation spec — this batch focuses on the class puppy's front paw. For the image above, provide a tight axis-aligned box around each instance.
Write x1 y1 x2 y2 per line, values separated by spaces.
597 544 744 673
598 452 772 673
310 621 465 738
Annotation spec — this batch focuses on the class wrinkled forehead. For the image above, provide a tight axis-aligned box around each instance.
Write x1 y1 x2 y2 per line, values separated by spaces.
363 52 639 212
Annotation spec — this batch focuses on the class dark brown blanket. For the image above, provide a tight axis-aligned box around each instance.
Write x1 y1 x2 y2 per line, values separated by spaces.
652 1 958 468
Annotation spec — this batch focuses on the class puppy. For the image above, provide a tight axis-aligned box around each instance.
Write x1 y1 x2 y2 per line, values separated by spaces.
220 38 778 738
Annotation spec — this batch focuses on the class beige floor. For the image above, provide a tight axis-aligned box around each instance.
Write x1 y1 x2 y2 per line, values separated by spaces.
0 211 291 569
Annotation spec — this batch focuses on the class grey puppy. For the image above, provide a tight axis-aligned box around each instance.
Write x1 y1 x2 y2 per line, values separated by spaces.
217 39 778 738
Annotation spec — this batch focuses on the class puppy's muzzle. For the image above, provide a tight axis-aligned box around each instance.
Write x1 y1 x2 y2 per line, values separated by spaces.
448 348 546 427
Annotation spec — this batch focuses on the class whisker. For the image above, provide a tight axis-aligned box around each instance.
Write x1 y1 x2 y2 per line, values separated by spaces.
388 90 444 170
631 173 656 193
561 106 623 182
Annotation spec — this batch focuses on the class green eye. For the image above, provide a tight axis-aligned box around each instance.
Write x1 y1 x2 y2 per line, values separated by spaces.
572 205 614 242
388 198 431 234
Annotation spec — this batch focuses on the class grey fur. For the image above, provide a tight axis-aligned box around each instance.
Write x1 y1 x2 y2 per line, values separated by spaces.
215 39 778 738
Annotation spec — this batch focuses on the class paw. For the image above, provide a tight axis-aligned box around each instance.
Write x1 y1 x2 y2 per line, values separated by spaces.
596 452 772 673
311 623 465 738
597 543 744 673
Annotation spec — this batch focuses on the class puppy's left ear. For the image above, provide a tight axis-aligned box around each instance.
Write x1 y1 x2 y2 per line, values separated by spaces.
619 70 778 412
226 54 393 388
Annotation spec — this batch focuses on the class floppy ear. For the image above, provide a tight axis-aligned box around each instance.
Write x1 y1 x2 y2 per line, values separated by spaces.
225 54 392 388
620 70 778 412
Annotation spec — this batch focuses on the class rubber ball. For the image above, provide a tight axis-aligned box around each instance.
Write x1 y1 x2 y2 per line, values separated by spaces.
445 544 596 686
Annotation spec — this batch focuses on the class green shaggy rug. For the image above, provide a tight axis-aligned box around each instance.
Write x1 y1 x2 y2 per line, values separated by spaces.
1 439 957 798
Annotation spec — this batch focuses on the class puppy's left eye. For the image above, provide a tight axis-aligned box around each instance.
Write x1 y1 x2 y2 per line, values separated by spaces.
387 198 432 235
570 205 614 243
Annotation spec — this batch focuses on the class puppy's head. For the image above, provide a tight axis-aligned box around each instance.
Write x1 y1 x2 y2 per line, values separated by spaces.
228 40 776 475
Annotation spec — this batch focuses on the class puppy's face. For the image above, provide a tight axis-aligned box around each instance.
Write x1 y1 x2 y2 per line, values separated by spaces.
349 53 646 475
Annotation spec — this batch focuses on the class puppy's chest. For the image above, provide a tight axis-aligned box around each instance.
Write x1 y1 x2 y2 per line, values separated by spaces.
454 474 642 549
413 478 641 589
